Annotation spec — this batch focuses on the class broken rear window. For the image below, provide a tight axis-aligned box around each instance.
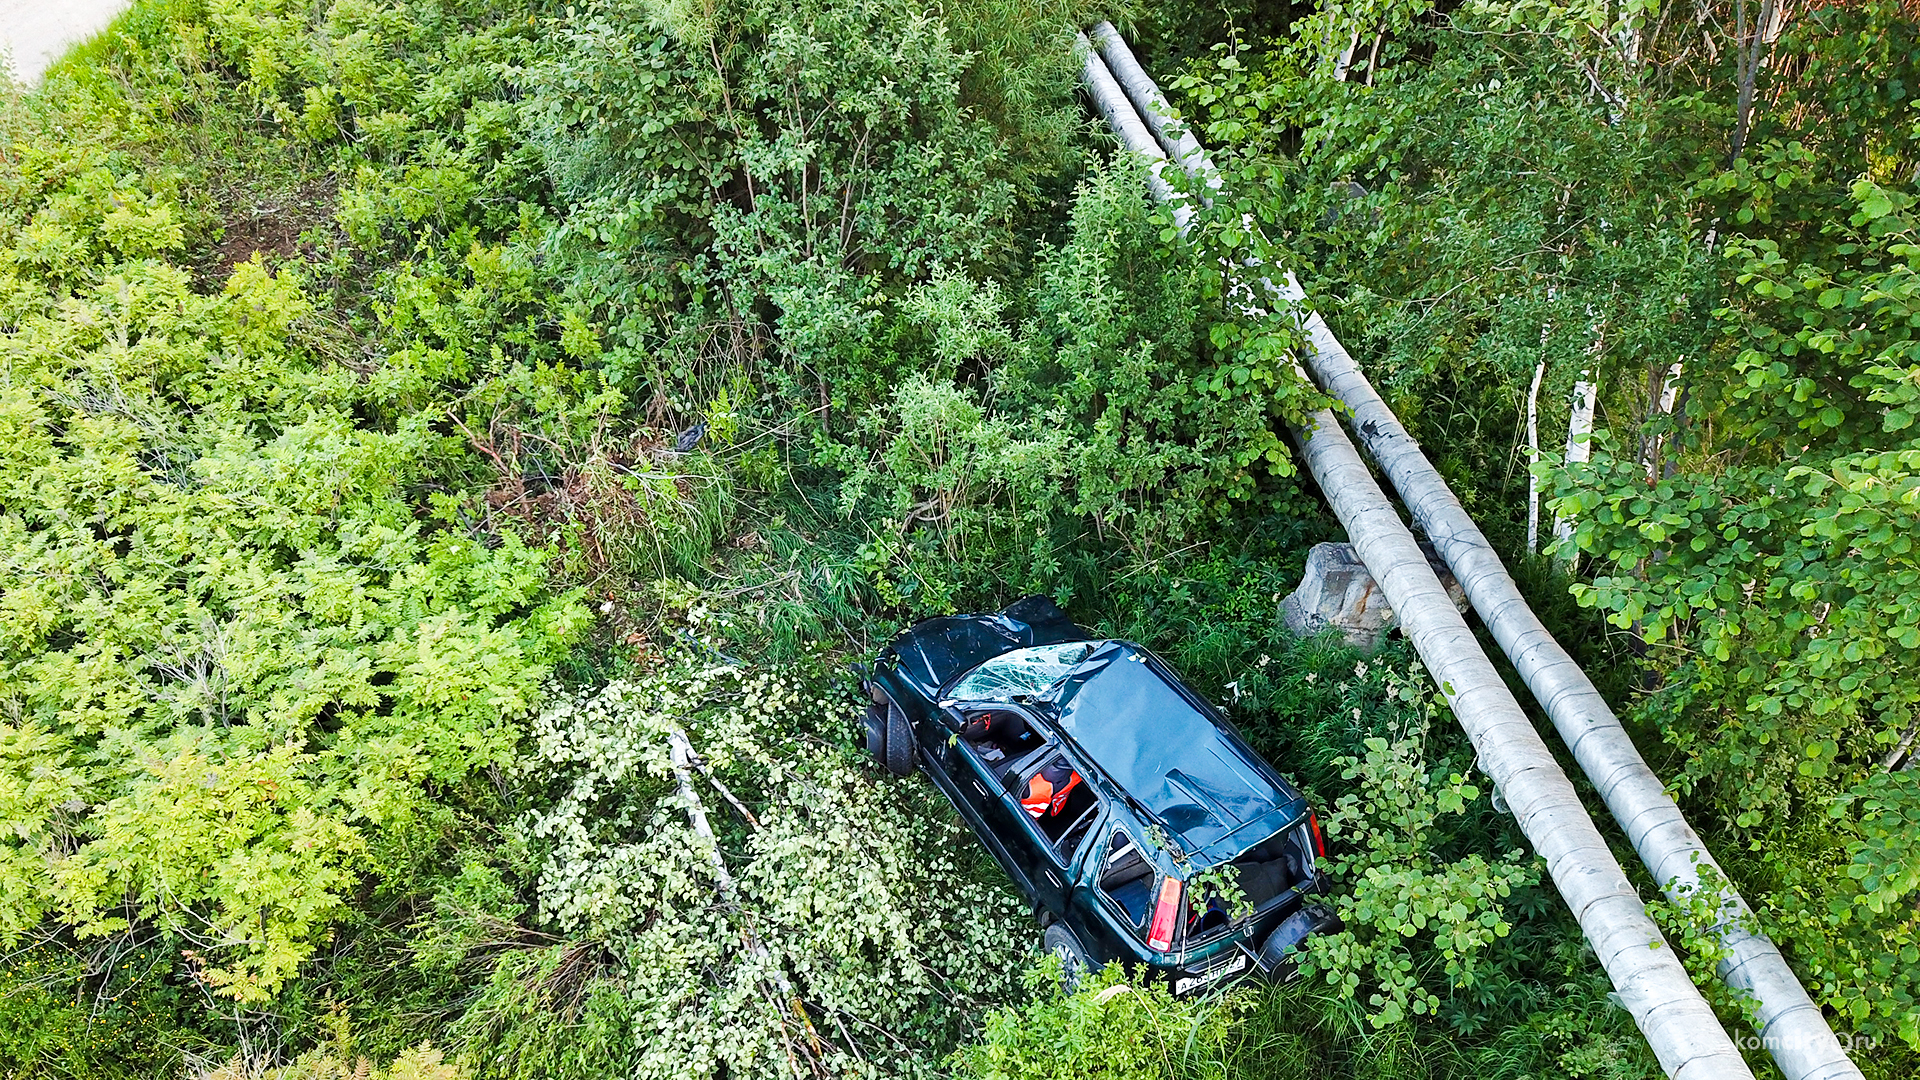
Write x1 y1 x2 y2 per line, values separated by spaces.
948 640 1099 702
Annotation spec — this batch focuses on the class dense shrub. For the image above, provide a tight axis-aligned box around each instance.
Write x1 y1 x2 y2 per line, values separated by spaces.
523 0 1099 410
0 139 585 998
5 0 1913 1076
483 648 1031 1078
953 960 1241 1080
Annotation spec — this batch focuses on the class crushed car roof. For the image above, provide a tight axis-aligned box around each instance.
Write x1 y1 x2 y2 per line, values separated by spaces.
1052 641 1304 860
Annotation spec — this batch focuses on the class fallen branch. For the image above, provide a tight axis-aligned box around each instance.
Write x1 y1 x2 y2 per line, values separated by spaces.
682 745 761 829
665 727 825 1077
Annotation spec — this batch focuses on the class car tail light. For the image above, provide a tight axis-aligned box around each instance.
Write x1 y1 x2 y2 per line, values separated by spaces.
1147 875 1182 951
1308 811 1326 859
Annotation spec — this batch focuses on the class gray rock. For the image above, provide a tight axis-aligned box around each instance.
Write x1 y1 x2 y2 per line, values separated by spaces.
1281 541 1467 653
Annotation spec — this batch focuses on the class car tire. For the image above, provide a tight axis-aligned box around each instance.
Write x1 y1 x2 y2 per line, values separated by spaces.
1257 903 1341 979
883 700 915 777
1043 922 1092 992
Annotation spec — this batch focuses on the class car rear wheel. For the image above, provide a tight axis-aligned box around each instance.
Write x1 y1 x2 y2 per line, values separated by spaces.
883 700 915 777
1257 903 1340 979
1042 922 1092 991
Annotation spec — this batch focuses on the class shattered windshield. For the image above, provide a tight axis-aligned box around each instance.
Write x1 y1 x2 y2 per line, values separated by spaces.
949 640 1101 703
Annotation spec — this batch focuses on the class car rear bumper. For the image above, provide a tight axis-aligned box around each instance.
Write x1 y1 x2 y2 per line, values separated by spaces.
1168 945 1259 996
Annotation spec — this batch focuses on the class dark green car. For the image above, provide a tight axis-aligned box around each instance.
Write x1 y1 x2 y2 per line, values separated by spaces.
862 595 1339 994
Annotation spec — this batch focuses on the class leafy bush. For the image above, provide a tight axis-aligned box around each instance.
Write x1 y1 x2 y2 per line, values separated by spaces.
952 960 1241 1080
0 0 588 1006
1292 660 1535 1027
500 646 1032 1077
832 162 1324 609
524 0 1096 407
0 941 204 1080
196 1042 466 1080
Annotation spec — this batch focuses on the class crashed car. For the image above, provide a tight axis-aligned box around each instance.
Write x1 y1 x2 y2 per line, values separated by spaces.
861 595 1339 994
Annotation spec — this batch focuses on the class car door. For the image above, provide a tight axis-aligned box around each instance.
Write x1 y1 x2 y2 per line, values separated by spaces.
1005 748 1102 917
1069 822 1159 964
946 707 1044 902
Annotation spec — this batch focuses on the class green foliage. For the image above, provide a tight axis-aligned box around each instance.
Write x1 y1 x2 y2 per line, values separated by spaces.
997 163 1312 526
447 945 644 1080
0 238 582 996
504 644 1031 1077
1295 662 1536 1028
200 1041 468 1080
0 0 590 1008
11 0 1916 1075
1549 179 1920 1048
524 0 1097 407
833 163 1323 611
952 960 1241 1080
0 942 204 1080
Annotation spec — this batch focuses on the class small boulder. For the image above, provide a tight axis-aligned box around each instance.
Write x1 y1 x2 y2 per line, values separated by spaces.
1281 541 1467 653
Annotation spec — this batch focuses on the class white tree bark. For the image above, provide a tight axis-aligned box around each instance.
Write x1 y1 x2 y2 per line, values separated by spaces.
1081 28 1862 1080
1081 35 1758 1080
1527 359 1546 552
1643 361 1685 481
1555 374 1598 551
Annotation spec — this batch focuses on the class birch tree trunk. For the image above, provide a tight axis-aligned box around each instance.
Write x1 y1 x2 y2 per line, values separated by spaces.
1080 32 1759 1080
1527 359 1545 552
1555 374 1598 552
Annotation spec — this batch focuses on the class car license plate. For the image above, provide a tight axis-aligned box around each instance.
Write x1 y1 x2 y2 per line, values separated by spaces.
1173 951 1248 995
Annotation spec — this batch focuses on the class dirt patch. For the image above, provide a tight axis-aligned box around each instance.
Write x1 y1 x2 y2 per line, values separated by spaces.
213 176 336 275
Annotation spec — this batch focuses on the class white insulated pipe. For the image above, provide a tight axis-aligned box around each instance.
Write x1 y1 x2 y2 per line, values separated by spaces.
1086 23 1860 1080
1079 29 1760 1080
1299 316 1862 1080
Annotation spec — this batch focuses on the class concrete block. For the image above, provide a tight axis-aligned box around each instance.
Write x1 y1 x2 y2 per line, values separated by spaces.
1281 540 1467 652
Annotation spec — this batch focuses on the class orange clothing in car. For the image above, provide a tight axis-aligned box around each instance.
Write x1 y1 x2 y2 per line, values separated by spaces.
1022 760 1082 819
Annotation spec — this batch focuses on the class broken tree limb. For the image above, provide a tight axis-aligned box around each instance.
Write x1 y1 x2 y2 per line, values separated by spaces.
1080 37 1758 1080
668 728 747 904
666 729 826 1077
682 742 761 828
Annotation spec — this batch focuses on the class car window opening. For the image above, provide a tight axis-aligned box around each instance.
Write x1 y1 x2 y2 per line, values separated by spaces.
1020 753 1099 855
959 707 1041 767
1054 796 1100 863
1185 825 1316 944
1098 829 1155 929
